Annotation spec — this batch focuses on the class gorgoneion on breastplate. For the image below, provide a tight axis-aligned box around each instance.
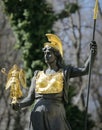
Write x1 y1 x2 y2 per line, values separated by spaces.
35 70 63 94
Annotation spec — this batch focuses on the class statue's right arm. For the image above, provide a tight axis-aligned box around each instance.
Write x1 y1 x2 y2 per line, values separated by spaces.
19 76 35 109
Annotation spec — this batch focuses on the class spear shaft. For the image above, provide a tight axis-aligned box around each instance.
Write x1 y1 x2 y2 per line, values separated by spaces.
84 0 98 130
93 19 96 41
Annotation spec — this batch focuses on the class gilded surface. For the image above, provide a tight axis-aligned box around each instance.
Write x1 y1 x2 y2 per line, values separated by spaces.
93 0 98 19
1 64 26 104
44 34 63 57
35 70 63 94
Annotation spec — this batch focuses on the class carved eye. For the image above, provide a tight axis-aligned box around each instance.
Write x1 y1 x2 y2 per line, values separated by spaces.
42 48 46 52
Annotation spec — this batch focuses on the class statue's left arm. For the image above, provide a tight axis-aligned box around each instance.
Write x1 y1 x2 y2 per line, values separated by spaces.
69 41 97 78
19 76 35 108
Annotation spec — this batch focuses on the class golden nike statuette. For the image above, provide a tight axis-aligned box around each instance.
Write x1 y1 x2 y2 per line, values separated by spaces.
1 64 26 104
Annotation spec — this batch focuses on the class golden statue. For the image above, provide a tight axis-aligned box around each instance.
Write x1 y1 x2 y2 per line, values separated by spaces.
1 64 26 104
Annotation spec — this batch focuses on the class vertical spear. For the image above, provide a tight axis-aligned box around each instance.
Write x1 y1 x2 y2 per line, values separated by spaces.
84 0 98 130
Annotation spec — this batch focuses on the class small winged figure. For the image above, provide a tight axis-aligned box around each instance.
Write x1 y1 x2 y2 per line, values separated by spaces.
1 64 26 104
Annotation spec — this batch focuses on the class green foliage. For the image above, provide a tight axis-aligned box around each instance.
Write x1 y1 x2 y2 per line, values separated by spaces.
65 86 95 130
3 0 56 83
58 3 79 19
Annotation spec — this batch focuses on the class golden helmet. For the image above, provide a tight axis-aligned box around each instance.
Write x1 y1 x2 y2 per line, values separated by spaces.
44 34 63 57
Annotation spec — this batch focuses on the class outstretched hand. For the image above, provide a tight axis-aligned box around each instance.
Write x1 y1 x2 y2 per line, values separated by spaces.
90 41 97 55
11 103 20 111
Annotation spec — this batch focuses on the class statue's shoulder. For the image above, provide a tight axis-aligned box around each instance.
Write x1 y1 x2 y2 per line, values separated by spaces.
33 70 43 79
62 65 72 78
63 65 72 72
34 70 39 76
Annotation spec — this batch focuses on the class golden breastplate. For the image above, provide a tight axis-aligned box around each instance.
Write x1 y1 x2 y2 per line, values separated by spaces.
35 70 63 94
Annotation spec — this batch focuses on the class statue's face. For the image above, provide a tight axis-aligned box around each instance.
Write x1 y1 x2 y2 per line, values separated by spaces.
43 47 56 64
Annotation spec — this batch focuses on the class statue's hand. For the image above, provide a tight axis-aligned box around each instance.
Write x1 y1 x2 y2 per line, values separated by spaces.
11 103 20 111
90 41 97 55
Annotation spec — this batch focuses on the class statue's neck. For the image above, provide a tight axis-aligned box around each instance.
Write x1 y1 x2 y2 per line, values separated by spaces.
48 61 58 70
46 62 59 74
